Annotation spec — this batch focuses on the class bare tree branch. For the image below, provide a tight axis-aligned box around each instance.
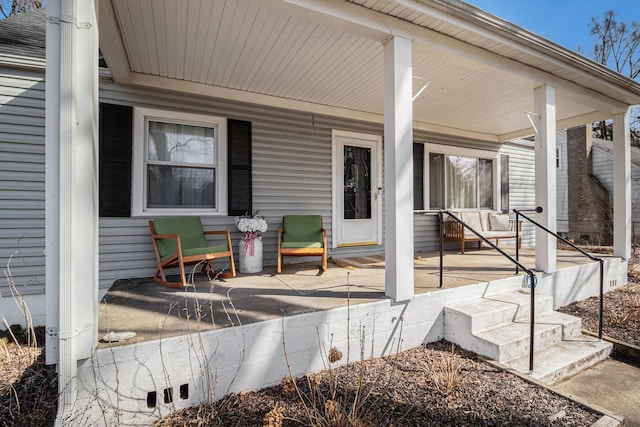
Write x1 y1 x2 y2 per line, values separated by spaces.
589 10 640 143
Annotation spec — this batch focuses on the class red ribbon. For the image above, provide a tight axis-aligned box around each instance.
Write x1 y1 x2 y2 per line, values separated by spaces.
242 231 258 256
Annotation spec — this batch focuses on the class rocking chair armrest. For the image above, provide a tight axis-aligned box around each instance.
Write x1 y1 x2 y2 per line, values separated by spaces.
203 230 231 236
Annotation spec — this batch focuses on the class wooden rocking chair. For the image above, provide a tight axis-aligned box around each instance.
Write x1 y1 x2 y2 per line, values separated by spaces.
277 215 327 273
149 217 236 288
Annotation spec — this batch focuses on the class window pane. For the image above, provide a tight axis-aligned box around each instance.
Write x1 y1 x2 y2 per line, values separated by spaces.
148 121 215 165
344 146 371 219
147 165 215 208
479 158 493 209
501 155 509 213
446 156 477 209
429 153 444 209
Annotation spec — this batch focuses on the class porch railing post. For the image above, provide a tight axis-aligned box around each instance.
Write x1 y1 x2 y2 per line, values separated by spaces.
439 210 444 288
528 270 536 372
599 259 604 339
515 210 520 275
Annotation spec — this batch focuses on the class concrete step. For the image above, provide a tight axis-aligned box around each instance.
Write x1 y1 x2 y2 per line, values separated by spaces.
444 291 553 341
506 336 613 384
443 290 612 385
475 311 582 363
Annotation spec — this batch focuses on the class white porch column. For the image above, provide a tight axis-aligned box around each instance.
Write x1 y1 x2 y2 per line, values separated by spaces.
383 36 414 302
534 85 557 273
45 0 99 416
612 109 632 259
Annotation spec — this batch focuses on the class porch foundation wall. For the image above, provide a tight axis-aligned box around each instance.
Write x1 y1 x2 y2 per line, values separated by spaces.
69 259 625 426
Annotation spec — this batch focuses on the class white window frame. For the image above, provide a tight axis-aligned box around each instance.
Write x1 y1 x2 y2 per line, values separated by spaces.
422 143 500 211
132 107 228 217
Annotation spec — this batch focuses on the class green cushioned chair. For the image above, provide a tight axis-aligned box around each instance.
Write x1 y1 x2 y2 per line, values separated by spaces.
277 215 327 273
149 217 236 288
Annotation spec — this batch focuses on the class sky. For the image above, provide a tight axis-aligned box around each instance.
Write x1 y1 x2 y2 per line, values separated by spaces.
466 0 640 58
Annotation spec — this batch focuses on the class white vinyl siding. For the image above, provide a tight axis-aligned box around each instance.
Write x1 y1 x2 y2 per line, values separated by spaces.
497 140 536 248
0 69 46 298
590 141 640 240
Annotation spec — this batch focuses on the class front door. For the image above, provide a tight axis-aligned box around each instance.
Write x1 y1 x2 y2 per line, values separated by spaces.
332 130 382 248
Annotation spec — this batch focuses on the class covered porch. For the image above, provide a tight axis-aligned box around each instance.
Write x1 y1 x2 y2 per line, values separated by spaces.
96 247 618 347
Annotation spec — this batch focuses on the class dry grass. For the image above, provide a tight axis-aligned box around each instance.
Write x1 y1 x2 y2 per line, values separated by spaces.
157 341 600 426
559 278 640 346
0 326 57 426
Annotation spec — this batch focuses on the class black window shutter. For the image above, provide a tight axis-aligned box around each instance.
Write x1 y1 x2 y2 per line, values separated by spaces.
501 154 509 213
228 119 252 216
413 143 424 210
99 103 132 217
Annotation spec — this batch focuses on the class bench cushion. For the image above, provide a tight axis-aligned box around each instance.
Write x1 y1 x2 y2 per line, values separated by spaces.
483 231 517 239
489 213 511 231
281 241 323 249
460 211 482 232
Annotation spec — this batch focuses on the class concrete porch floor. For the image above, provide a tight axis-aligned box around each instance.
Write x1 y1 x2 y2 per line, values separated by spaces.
97 247 603 348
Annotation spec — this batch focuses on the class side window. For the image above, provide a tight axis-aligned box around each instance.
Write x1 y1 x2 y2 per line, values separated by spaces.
417 142 500 211
428 153 494 210
132 107 228 216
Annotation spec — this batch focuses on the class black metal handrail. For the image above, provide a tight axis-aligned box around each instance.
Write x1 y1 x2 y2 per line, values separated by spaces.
439 210 538 371
513 208 604 340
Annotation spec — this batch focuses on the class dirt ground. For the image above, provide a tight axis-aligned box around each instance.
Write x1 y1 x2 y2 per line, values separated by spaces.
2 281 638 427
155 280 640 427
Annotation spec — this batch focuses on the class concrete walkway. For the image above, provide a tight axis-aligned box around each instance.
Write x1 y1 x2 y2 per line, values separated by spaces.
556 358 640 426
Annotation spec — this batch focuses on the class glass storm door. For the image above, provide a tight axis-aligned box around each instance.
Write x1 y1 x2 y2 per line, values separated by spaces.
332 131 381 247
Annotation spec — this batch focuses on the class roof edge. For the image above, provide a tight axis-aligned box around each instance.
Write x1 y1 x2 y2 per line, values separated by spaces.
416 0 640 99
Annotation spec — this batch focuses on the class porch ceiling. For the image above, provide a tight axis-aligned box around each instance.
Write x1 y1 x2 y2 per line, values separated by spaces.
98 0 640 142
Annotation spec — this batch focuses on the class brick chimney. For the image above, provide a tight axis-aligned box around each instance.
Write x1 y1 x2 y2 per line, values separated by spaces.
566 125 612 245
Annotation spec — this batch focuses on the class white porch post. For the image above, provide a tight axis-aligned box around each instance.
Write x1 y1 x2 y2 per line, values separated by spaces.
612 109 632 259
383 36 414 302
534 85 557 273
45 0 99 417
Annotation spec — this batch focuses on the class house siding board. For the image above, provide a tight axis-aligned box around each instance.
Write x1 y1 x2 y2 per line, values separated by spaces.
499 142 536 247
0 67 45 298
590 144 640 238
